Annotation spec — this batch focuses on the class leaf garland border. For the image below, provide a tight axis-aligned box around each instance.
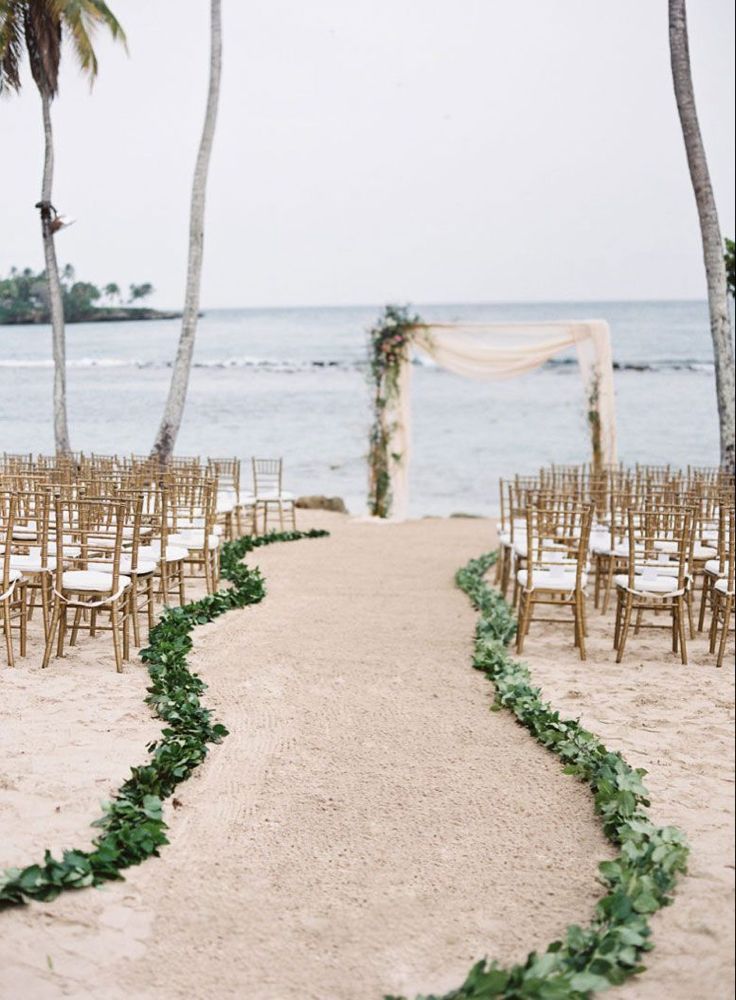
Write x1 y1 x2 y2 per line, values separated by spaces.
0 528 329 908
387 550 689 1000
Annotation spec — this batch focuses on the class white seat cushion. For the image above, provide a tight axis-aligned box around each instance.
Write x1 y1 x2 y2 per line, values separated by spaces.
4 568 24 585
705 559 729 576
10 554 57 574
89 558 158 576
693 543 718 561
61 570 131 593
589 531 611 554
714 578 734 596
139 544 189 563
169 532 220 551
517 568 587 591
256 490 294 502
615 573 682 595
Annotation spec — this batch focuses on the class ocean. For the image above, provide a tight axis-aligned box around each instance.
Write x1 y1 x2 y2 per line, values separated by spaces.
0 300 724 516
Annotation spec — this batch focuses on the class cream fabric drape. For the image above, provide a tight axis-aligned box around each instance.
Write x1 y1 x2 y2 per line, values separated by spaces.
389 320 617 521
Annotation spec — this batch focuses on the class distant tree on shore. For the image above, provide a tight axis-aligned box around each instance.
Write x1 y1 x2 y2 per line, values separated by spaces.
725 239 735 300
104 282 121 304
151 0 222 464
0 266 158 323
669 0 735 471
0 0 126 455
128 282 154 304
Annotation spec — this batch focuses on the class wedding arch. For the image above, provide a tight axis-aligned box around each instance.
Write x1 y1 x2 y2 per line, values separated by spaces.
367 306 617 519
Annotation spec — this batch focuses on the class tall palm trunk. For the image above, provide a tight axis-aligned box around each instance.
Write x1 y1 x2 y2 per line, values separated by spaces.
151 0 222 464
40 91 71 456
669 0 735 471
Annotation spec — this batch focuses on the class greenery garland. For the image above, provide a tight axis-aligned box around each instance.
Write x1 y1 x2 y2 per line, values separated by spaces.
367 304 422 518
387 551 689 1000
0 528 329 908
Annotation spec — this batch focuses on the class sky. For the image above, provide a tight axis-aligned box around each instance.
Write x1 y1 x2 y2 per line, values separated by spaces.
0 0 734 309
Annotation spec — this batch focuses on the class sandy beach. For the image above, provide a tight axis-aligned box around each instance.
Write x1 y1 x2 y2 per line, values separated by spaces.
1 510 733 999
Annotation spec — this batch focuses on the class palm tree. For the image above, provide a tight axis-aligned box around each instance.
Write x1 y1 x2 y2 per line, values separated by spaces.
0 1 125 455
151 0 222 464
669 0 735 471
104 281 121 304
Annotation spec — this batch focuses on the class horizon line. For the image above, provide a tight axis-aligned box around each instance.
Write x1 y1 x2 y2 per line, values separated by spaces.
164 296 710 313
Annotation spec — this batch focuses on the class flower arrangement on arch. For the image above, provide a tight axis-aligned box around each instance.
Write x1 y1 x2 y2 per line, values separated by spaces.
367 304 422 518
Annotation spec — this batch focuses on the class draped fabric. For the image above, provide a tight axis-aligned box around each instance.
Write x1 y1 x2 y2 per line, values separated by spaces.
389 320 617 521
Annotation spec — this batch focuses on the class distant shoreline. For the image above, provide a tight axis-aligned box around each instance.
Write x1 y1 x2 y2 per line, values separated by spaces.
0 307 182 326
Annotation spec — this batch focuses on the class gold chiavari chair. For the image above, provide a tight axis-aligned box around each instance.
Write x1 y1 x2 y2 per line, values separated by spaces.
709 506 735 668
137 485 188 606
8 487 55 639
252 458 296 534
165 475 221 594
42 496 131 673
1 493 28 666
516 499 593 660
613 503 693 665
698 501 734 632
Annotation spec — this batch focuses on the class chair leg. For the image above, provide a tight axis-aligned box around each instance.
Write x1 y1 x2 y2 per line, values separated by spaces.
613 591 623 649
709 593 720 652
42 599 62 668
686 588 696 640
716 595 732 668
70 606 83 646
146 575 155 631
19 583 28 658
672 605 679 653
698 574 711 632
616 594 634 663
110 605 123 673
575 592 586 660
602 559 616 614
56 604 68 658
129 578 141 647
2 600 14 667
677 597 688 665
122 599 131 661
516 593 531 653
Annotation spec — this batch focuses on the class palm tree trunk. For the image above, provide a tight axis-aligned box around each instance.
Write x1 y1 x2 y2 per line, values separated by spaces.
40 91 71 456
151 0 222 464
669 0 735 471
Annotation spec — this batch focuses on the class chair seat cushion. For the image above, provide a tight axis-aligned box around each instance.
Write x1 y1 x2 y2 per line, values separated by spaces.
589 532 611 554
89 558 158 576
10 554 57 574
61 570 131 593
705 559 729 576
256 490 294 502
615 573 682 595
139 544 189 563
168 532 220 550
693 543 718 561
714 578 734 596
517 568 587 591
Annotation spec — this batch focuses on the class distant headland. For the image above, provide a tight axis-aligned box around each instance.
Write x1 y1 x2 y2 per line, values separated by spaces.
0 265 180 325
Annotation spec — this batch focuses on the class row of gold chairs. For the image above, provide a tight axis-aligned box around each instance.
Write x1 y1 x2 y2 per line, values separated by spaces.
0 454 296 672
497 464 734 666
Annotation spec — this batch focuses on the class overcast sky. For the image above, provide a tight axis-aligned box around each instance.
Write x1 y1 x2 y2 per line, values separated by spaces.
1 0 734 308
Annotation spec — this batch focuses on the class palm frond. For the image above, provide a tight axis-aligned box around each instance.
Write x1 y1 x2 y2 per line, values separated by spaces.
24 0 62 96
59 0 125 82
0 0 26 94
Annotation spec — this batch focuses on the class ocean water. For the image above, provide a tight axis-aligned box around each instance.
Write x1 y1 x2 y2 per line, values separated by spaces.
0 300 725 516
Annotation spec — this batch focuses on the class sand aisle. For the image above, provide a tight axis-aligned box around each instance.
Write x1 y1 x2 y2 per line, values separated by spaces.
1 513 613 1000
